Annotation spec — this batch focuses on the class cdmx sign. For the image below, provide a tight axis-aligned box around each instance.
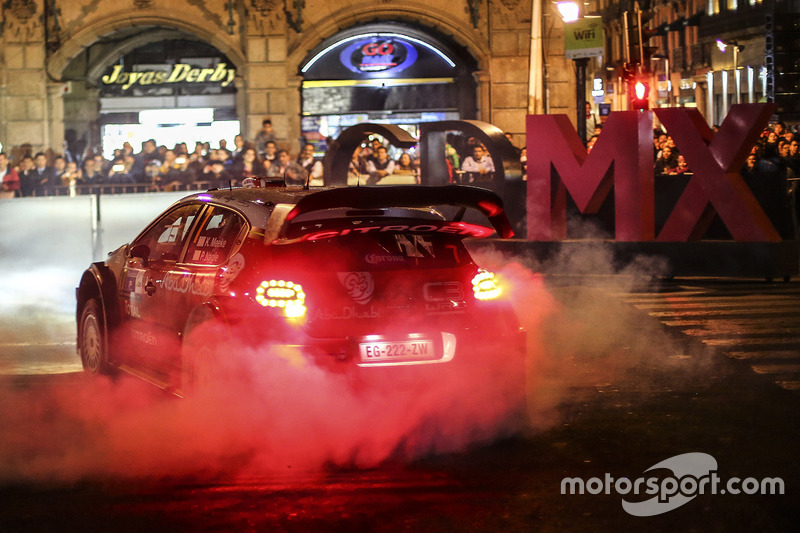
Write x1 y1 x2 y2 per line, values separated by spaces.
526 104 780 243
332 104 779 244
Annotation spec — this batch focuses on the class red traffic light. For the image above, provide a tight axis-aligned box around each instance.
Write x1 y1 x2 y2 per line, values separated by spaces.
632 79 650 110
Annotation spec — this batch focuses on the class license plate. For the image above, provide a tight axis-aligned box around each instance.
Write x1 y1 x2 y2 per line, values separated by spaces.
359 339 436 363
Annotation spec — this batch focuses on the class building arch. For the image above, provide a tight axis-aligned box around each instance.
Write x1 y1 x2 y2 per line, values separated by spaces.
288 3 489 75
289 4 489 148
47 12 246 81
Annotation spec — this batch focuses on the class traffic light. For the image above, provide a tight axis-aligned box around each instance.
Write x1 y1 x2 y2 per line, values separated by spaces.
624 2 659 73
631 79 650 110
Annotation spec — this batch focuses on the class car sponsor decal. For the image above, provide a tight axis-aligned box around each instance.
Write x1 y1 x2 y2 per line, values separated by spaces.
337 272 375 305
219 253 245 291
163 272 215 297
131 328 158 346
364 253 406 265
423 281 466 312
123 269 145 294
312 306 380 320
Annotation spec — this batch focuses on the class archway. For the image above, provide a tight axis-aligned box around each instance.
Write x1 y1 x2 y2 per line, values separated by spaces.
296 21 480 151
48 16 245 160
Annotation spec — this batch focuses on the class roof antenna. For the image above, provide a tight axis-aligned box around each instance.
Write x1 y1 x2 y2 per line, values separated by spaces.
228 179 233 191
304 169 311 190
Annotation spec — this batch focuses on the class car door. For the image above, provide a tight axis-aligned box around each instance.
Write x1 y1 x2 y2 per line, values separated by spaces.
154 204 247 378
118 203 203 373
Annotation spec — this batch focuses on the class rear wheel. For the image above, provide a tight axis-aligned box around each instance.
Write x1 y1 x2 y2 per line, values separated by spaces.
79 298 109 374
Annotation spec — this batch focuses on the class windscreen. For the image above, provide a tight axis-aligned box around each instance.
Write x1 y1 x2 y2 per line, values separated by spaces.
274 231 475 271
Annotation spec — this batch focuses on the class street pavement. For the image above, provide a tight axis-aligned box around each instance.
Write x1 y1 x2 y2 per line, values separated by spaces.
1 274 799 531
617 278 800 392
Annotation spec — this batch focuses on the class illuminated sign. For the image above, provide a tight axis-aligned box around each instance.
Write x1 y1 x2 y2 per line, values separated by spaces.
301 30 455 81
340 38 418 74
101 63 236 90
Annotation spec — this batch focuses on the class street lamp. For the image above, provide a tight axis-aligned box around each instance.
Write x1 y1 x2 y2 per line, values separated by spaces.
717 39 744 104
558 1 589 144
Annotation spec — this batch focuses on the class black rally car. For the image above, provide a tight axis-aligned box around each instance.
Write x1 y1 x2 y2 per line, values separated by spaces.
76 184 526 396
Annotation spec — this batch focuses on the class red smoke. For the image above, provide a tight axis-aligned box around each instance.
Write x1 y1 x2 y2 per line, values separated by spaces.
0 258 557 484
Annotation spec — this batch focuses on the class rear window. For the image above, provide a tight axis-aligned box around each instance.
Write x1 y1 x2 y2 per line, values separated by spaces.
277 232 474 270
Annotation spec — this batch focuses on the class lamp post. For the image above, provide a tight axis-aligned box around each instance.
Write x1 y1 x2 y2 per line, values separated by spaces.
558 1 590 144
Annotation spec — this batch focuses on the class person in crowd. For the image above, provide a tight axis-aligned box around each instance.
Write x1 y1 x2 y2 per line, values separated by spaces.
230 134 245 160
0 152 21 197
741 152 759 176
671 154 692 175
394 152 418 174
520 147 527 177
218 139 232 158
584 102 598 144
267 149 308 185
51 155 67 188
26 152 56 196
190 141 206 162
366 145 395 185
162 153 197 190
81 157 104 183
92 153 110 176
201 160 234 189
787 140 800 177
61 160 82 187
106 153 137 184
654 145 679 175
586 134 599 153
143 160 164 191
504 132 522 159
262 140 278 167
17 154 38 196
160 150 179 176
460 144 495 182
254 118 276 158
362 138 383 165
348 146 369 181
296 143 323 180
761 130 780 160
229 146 262 183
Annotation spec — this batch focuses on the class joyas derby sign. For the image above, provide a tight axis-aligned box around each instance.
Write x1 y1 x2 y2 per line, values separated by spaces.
102 63 236 90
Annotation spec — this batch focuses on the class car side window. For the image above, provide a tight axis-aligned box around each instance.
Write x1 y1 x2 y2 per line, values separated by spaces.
134 204 202 262
184 205 245 266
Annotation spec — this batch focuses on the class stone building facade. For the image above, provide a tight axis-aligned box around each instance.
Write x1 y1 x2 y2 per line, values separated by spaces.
0 0 581 158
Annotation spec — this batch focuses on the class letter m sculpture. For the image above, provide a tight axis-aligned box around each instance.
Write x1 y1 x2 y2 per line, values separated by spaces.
526 111 655 241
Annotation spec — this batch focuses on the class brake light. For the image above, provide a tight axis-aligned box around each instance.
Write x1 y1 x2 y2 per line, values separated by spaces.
255 279 306 318
472 269 501 301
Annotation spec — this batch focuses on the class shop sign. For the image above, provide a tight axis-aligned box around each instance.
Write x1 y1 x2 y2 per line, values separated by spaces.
101 63 236 90
339 39 418 75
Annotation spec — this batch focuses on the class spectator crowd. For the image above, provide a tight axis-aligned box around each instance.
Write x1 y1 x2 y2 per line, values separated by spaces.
0 116 530 198
3 113 797 200
585 118 800 180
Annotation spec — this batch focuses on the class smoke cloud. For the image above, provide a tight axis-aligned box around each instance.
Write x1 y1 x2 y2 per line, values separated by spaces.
1 232 694 486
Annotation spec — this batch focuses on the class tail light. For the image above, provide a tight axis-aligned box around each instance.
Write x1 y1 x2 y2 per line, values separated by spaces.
472 269 501 301
255 279 307 318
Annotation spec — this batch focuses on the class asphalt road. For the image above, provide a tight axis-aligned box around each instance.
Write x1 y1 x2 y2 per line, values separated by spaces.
1 275 799 532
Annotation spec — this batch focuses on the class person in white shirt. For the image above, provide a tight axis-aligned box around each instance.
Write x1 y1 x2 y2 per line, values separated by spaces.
366 146 395 184
460 144 495 181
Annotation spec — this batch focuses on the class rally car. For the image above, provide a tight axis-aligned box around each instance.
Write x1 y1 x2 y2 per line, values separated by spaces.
76 184 526 396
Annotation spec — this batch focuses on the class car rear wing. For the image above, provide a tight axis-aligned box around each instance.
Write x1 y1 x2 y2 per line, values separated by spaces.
281 185 515 239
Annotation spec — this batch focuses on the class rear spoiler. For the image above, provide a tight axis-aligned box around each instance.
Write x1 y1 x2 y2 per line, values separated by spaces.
284 185 515 239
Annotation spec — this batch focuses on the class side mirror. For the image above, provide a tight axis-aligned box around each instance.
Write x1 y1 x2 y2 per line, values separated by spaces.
129 243 150 266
